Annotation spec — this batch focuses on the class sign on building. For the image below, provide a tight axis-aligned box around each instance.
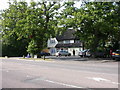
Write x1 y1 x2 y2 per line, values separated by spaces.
47 38 58 48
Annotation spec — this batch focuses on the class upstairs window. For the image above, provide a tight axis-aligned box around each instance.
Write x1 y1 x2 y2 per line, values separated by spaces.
63 40 70 44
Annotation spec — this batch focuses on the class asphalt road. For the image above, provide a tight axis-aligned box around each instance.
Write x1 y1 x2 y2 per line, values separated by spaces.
1 58 119 89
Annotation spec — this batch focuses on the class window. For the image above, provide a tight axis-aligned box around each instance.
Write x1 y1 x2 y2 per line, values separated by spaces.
58 41 63 44
75 40 80 43
50 40 55 44
63 40 70 44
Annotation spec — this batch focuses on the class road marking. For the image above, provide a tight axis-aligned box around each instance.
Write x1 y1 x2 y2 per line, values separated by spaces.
87 77 120 85
26 75 31 78
87 77 110 82
111 82 120 85
45 80 83 88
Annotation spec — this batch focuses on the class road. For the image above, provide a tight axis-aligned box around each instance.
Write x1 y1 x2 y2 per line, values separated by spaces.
1 57 119 89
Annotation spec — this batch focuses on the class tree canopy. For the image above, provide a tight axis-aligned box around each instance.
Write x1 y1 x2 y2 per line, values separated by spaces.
61 2 120 54
1 0 61 57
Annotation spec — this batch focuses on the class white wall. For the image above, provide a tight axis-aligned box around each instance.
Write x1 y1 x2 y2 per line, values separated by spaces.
68 48 82 56
49 47 83 56
70 40 74 43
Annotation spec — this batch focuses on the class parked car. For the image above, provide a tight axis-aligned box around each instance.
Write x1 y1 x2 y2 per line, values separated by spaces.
112 50 120 60
78 50 86 57
56 50 71 56
78 49 91 57
40 51 50 56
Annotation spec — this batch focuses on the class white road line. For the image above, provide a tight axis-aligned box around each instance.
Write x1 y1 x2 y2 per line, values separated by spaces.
87 77 110 82
87 77 120 85
26 75 32 78
45 80 83 88
111 82 120 85
6 70 9 72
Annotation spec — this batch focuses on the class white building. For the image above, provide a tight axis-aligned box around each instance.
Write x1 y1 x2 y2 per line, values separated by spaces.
48 29 83 56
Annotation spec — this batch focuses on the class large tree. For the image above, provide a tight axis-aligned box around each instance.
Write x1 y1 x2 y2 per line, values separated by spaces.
58 1 120 56
1 0 61 57
1 0 29 57
72 2 120 55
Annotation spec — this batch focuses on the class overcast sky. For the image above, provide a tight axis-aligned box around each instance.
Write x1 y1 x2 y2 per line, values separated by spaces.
0 0 82 10
0 0 37 10
0 0 9 10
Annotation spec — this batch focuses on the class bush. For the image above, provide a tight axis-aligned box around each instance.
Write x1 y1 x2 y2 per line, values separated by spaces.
27 40 39 57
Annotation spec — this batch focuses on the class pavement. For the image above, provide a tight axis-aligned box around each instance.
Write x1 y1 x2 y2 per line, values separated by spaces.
1 56 117 63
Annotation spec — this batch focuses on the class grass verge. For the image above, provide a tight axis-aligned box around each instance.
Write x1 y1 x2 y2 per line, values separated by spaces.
19 58 53 61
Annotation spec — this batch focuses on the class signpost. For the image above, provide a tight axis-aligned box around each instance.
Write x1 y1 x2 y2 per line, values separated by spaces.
47 38 58 48
47 38 58 55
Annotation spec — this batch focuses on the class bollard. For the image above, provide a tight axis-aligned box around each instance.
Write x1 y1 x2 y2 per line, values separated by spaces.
43 55 45 60
23 55 25 58
5 56 8 58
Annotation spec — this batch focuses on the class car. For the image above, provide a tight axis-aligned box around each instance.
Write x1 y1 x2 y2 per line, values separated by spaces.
85 50 91 57
40 51 50 56
78 49 91 57
56 50 71 56
78 50 86 57
112 50 120 60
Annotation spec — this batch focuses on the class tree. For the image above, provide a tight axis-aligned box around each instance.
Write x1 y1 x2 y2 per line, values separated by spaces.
72 2 119 56
1 0 61 57
109 2 120 50
15 1 61 56
58 1 120 56
1 0 29 57
56 2 77 35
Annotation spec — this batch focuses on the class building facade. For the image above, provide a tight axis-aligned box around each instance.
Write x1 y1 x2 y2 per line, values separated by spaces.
48 29 83 56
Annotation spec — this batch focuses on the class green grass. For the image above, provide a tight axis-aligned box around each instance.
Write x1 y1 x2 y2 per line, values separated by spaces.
20 58 53 61
0 57 8 58
0 57 5 58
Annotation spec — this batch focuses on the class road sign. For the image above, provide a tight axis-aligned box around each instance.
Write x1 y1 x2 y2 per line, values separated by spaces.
47 38 58 47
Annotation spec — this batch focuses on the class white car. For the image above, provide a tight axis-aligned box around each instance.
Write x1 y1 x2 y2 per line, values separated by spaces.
78 50 86 57
56 50 71 56
78 49 91 57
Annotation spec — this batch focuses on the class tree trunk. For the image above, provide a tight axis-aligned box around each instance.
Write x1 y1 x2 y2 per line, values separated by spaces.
91 29 100 58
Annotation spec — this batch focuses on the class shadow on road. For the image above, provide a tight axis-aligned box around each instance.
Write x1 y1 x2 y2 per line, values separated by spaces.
46 56 117 62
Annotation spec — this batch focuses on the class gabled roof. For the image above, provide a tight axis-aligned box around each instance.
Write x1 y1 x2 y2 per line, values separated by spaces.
56 29 78 41
55 43 82 48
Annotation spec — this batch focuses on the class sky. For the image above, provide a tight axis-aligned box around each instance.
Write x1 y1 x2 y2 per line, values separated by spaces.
0 0 9 10
0 0 82 10
1 0 119 10
0 0 37 10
